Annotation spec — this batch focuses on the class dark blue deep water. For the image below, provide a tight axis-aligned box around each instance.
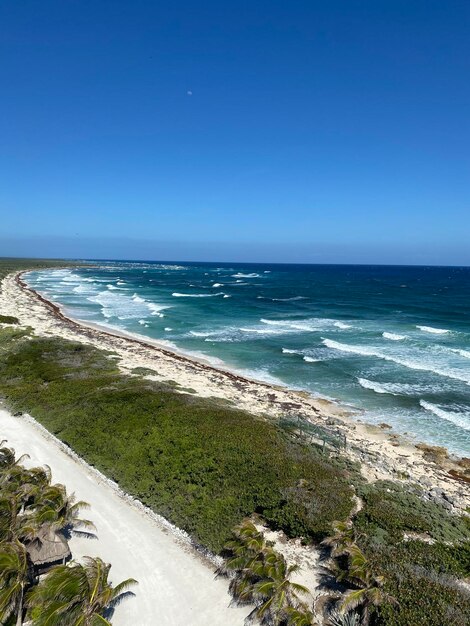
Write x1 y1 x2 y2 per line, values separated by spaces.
26 262 470 456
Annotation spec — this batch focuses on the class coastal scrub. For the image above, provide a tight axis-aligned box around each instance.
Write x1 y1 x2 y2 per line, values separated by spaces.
0 329 355 552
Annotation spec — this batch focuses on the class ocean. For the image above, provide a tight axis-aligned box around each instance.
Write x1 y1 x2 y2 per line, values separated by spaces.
24 261 470 457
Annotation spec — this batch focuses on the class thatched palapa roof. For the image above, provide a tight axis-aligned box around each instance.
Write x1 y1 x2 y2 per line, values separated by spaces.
26 527 71 567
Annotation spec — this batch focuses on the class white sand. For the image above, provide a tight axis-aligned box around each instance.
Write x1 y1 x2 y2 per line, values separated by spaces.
0 409 247 625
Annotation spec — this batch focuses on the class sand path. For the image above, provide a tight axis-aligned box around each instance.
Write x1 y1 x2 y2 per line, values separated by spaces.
0 408 247 626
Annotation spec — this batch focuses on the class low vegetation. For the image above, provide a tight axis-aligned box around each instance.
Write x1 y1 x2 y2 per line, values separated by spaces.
355 480 470 544
347 483 470 625
0 316 18 325
319 512 470 626
0 329 355 552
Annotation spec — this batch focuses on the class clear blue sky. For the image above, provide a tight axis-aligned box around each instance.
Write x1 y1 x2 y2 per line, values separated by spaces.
0 1 469 264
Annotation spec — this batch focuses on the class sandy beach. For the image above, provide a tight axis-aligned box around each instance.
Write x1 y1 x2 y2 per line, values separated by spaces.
1 271 467 506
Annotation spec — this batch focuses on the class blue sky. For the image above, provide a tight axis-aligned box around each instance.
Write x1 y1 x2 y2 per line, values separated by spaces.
0 1 469 264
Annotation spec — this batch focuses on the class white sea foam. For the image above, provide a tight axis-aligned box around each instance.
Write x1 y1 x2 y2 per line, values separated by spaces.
172 292 224 298
282 348 302 354
383 332 406 341
107 284 120 290
272 296 307 302
164 327 172 331
303 356 320 363
132 294 146 303
190 331 215 337
358 378 398 395
87 290 168 320
232 273 261 278
147 303 166 317
223 295 231 298
417 325 450 335
73 284 96 295
334 321 352 330
357 378 442 396
132 293 167 317
240 327 294 336
212 283 223 287
154 264 187 270
420 400 470 431
322 338 470 385
238 368 284 385
261 318 335 332
451 348 470 359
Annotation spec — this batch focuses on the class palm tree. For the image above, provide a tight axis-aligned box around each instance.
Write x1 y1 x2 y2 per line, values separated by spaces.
327 609 361 626
248 552 310 625
336 545 395 624
1 465 52 517
33 485 95 536
321 522 356 557
219 519 268 603
223 519 267 570
0 540 29 626
0 496 41 544
27 556 137 626
0 444 29 473
285 605 318 625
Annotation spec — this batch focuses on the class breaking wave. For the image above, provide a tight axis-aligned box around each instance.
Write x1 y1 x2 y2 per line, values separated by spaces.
232 273 261 278
261 318 336 332
322 338 470 385
417 325 450 335
382 332 406 341
334 321 352 330
172 292 224 298
272 296 307 302
420 400 470 431
451 348 470 359
358 378 399 395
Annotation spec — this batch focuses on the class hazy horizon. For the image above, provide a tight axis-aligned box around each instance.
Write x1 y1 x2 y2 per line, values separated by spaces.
1 238 469 268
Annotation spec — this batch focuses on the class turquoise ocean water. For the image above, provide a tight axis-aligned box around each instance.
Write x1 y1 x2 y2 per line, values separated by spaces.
25 262 470 456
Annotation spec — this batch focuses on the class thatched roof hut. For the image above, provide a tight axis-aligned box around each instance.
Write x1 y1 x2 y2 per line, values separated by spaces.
26 527 71 572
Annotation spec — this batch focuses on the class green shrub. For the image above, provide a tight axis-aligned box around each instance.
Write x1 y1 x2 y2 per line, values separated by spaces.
377 561 470 626
355 480 470 543
0 331 354 552
357 532 470 625
0 315 19 324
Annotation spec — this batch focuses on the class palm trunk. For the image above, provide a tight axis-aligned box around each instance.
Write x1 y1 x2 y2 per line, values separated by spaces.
16 582 24 626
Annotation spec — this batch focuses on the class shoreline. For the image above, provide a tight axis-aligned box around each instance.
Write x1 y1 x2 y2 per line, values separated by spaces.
16 270 351 422
1 269 469 513
17 272 318 398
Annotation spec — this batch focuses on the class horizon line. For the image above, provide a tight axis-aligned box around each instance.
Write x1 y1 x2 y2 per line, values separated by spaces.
2 255 469 269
